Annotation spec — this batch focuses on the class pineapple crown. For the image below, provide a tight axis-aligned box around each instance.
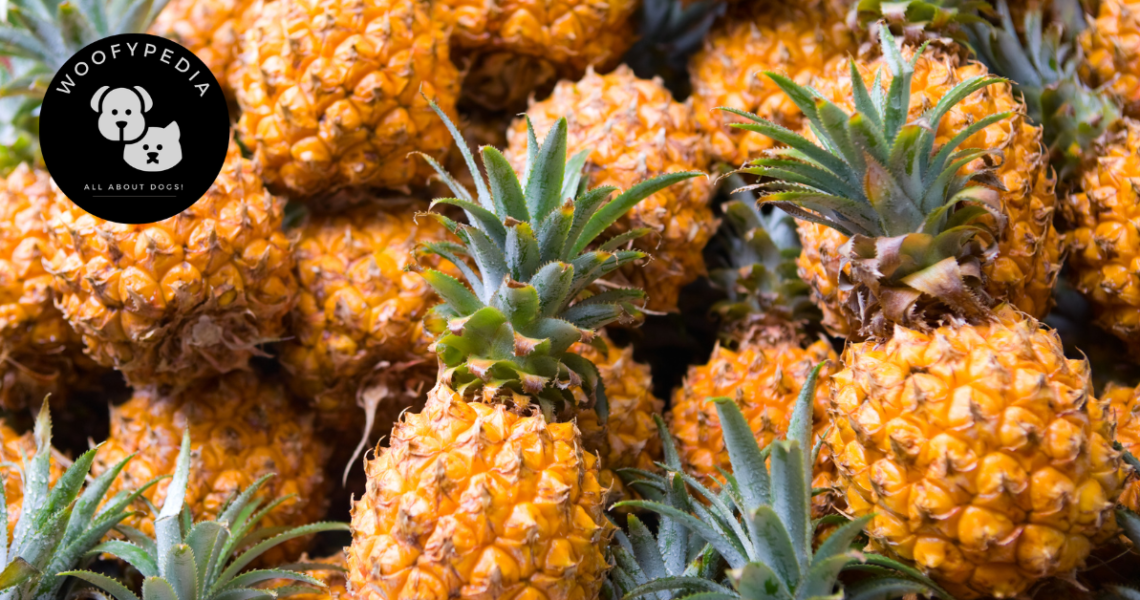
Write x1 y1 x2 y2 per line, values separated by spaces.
417 99 701 413
723 28 1011 335
622 0 724 96
963 0 1119 181
709 179 817 342
855 0 989 44
0 401 150 600
62 431 349 600
612 366 954 600
0 0 169 171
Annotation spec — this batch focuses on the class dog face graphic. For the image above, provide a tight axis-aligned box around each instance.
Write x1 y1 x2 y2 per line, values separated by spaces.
123 122 183 172
91 86 152 142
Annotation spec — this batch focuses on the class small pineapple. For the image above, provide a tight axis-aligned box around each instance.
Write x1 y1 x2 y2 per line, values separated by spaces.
737 30 1125 597
1080 0 1140 111
41 141 296 388
280 201 452 435
346 101 700 599
0 166 99 410
446 0 639 110
92 371 331 566
68 431 348 600
231 0 461 198
505 65 716 312
688 0 858 166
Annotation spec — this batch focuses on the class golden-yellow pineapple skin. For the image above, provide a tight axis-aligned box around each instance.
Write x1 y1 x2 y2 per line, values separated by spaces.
231 0 460 197
1063 119 1140 351
0 165 97 409
669 331 839 514
347 383 614 600
150 0 256 96
93 371 330 565
571 334 663 498
1103 383 1140 512
446 0 638 109
826 306 1124 599
1080 0 1140 110
280 202 451 431
505 66 715 312
688 0 856 165
798 48 1059 337
41 141 296 387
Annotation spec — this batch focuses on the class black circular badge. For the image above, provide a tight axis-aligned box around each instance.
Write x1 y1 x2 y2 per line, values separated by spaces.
40 33 230 224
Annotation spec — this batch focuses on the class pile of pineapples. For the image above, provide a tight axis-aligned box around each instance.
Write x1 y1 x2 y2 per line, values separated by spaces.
6 0 1140 598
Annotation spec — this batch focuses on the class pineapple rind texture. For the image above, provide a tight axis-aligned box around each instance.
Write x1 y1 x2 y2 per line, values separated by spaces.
93 371 330 565
669 334 839 515
506 66 716 312
1104 383 1140 513
1063 119 1140 350
0 165 97 409
798 47 1059 336
826 306 1124 599
232 0 461 197
688 0 856 166
41 141 297 388
347 383 614 600
150 0 256 97
1080 0 1140 109
280 202 451 429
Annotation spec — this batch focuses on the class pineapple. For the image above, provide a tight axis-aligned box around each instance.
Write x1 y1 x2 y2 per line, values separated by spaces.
688 0 858 166
734 30 1125 597
0 416 63 541
446 0 639 110
265 552 349 600
231 0 461 198
613 367 950 600
669 198 838 516
41 140 296 388
571 333 664 499
346 102 701 599
1104 383 1140 513
91 371 331 566
150 0 257 97
280 202 452 436
791 40 1059 338
68 431 348 600
1080 0 1140 112
505 65 716 312
0 166 99 410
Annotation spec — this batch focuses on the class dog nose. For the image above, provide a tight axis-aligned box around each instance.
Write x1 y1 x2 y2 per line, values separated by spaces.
116 121 126 128
147 152 159 164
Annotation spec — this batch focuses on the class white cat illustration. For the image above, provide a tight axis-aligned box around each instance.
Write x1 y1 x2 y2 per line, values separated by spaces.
123 122 183 172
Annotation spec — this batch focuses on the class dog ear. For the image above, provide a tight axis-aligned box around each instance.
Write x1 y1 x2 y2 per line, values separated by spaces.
91 86 110 112
134 86 153 112
167 121 180 140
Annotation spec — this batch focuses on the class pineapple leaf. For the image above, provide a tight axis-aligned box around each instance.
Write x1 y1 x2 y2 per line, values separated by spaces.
222 570 324 591
415 151 474 204
143 575 180 600
746 506 799 591
431 198 507 247
617 500 749 570
87 540 158 577
563 186 617 260
213 522 349 592
60 571 141 600
164 545 198 600
505 222 541 281
571 171 702 255
844 578 934 600
424 98 490 208
0 558 37 592
525 118 567 222
710 397 770 512
561 149 589 201
482 147 529 221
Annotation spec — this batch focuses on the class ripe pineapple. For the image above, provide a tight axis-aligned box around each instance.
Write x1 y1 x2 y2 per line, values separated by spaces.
150 0 256 97
505 65 716 312
736 31 1125 598
446 0 639 110
92 371 330 565
231 0 461 198
1104 383 1140 513
793 41 1059 337
1080 0 1140 111
280 202 452 434
688 0 858 166
41 140 297 388
669 199 838 515
571 333 664 498
828 306 1123 598
347 102 700 599
0 166 100 410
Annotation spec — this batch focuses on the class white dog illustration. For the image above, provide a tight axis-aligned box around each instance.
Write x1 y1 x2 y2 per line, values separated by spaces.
123 122 182 172
91 86 152 143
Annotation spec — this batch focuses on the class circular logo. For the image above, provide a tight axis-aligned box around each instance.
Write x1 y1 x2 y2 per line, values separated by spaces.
40 33 230 224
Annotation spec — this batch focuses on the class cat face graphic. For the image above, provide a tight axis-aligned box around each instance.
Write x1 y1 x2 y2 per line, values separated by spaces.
123 122 183 172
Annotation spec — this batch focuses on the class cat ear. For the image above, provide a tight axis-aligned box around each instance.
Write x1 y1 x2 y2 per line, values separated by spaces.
91 86 109 112
167 122 180 139
134 87 153 112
